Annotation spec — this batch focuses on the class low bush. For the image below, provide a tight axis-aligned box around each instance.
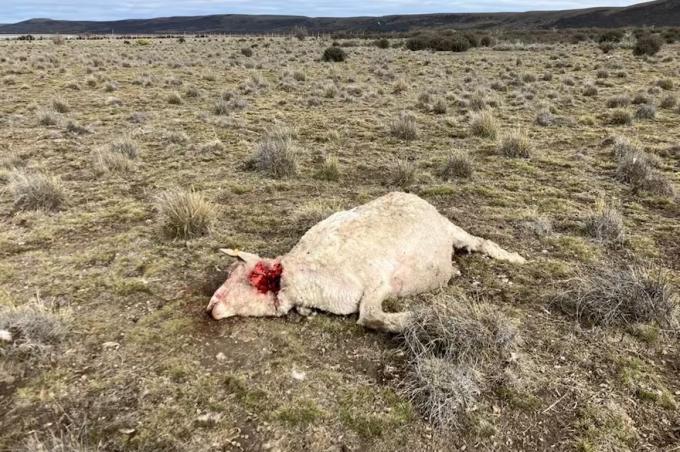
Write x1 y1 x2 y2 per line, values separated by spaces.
322 46 346 62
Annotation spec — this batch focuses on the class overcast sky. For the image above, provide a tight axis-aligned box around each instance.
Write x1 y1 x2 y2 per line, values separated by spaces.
1 0 642 23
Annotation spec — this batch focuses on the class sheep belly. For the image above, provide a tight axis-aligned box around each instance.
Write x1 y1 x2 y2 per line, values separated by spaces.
280 192 456 313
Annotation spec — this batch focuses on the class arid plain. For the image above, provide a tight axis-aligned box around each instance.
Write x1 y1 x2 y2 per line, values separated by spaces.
1 35 679 451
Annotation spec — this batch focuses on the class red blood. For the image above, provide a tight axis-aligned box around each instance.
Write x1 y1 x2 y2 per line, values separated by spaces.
248 261 283 294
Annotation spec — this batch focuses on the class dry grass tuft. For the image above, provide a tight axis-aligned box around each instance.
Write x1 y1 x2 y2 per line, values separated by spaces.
110 137 140 159
251 125 298 178
584 200 625 244
92 149 134 175
37 109 60 126
469 111 498 139
390 111 418 140
8 170 66 211
22 428 100 452
167 92 183 105
0 296 69 358
441 150 473 179
553 265 678 328
614 142 674 196
498 130 532 158
316 154 340 181
156 188 215 239
51 97 70 113
389 158 417 188
401 298 518 428
610 109 633 126
635 104 656 120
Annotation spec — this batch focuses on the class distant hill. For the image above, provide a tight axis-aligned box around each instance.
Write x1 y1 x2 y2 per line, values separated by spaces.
0 1 677 35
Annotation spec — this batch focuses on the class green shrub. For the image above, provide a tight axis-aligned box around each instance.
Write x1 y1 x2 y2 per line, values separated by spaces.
633 34 663 56
406 32 473 52
599 30 624 43
322 46 346 62
480 36 495 47
374 38 390 49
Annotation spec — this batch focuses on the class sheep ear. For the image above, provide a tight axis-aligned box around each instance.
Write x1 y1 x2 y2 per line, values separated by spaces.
219 248 259 264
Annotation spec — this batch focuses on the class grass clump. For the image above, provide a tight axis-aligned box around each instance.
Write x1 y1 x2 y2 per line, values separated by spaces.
498 130 532 158
166 92 183 105
584 200 625 244
8 170 65 211
583 85 598 97
51 97 70 113
441 150 473 179
251 126 298 178
432 98 448 115
401 298 519 428
92 149 134 175
469 111 498 139
37 109 60 126
389 158 417 188
606 95 631 108
553 265 678 328
659 95 676 109
315 154 340 181
0 296 69 358
390 111 418 140
156 188 215 239
614 142 674 196
609 109 632 126
110 137 140 159
635 104 656 120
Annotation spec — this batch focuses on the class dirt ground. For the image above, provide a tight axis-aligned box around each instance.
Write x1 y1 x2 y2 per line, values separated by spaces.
0 35 679 451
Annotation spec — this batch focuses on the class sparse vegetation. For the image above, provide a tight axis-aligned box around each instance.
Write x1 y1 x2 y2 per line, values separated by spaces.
1 31 679 452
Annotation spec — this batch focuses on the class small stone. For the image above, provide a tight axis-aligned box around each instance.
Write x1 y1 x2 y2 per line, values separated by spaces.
196 412 221 426
216 352 226 361
0 329 12 343
291 369 306 381
102 341 120 350
118 428 136 435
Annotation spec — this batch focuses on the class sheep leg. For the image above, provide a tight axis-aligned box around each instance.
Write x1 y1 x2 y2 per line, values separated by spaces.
449 224 526 264
357 283 412 333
